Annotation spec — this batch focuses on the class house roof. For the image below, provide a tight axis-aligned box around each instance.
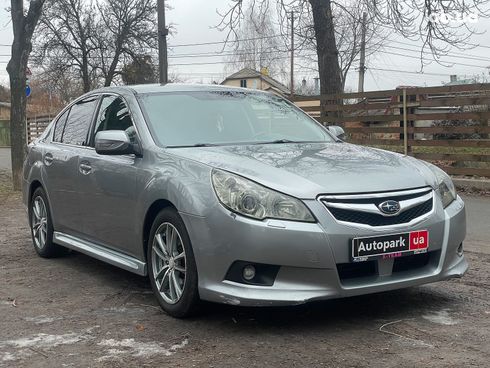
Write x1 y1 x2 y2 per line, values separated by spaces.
221 68 290 95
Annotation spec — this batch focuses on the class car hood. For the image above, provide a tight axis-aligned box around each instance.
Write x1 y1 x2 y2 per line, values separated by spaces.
168 142 436 198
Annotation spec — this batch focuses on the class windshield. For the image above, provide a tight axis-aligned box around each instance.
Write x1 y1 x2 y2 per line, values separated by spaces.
138 91 335 147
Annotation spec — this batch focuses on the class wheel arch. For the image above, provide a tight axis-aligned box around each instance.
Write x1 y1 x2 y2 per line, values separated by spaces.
29 180 44 201
142 199 177 262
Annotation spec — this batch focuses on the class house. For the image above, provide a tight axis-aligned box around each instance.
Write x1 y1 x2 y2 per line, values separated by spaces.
221 68 290 96
445 74 477 86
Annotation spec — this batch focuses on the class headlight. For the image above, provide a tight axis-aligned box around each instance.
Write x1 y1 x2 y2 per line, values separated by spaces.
424 162 456 208
211 169 315 222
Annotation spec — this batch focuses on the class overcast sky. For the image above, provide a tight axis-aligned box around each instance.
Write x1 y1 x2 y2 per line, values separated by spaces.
0 0 490 92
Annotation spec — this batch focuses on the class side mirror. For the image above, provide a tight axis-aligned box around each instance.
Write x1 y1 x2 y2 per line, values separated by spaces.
327 125 346 140
95 130 135 155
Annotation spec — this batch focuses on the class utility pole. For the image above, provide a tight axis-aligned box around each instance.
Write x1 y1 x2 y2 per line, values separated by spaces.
157 0 168 84
357 12 367 93
290 11 294 98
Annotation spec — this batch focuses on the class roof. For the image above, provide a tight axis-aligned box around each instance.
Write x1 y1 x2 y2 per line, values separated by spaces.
221 68 290 95
91 82 268 95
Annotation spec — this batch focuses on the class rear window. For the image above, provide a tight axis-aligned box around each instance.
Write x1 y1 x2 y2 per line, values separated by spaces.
58 96 99 145
53 109 69 143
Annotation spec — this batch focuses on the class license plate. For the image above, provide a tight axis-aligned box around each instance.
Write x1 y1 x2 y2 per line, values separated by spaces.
352 230 429 262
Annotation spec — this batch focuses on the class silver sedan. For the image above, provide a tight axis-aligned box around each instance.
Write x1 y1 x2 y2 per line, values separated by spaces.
23 84 467 317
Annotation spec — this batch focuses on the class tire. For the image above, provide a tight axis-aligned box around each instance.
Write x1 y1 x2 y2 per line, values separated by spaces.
147 207 200 318
29 187 66 258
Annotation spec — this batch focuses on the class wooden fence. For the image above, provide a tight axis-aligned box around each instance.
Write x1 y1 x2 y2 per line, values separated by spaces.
27 116 52 144
292 83 490 178
0 120 9 147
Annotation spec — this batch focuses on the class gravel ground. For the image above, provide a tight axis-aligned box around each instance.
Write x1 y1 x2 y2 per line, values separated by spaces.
0 172 489 367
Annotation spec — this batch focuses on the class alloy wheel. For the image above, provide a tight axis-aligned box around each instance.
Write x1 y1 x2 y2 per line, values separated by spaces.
151 222 187 304
31 196 48 250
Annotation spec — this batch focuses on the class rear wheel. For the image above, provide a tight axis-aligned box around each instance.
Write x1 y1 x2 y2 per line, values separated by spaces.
29 187 66 258
147 208 200 318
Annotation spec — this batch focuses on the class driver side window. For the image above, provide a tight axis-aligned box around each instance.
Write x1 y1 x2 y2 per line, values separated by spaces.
93 95 137 145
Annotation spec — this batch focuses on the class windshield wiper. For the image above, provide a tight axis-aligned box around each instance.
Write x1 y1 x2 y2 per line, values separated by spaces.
255 139 321 145
167 143 218 148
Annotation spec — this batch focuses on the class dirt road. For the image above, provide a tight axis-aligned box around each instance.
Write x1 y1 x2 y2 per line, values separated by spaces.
1 174 489 367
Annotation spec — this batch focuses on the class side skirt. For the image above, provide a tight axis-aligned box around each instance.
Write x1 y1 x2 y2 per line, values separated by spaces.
53 232 147 276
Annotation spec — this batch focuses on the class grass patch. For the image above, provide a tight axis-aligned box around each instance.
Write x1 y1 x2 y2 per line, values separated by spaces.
0 170 13 194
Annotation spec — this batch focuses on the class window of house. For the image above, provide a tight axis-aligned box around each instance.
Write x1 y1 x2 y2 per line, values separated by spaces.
240 79 247 88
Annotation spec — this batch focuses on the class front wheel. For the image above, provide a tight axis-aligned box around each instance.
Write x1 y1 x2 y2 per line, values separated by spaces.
29 187 66 258
147 208 200 318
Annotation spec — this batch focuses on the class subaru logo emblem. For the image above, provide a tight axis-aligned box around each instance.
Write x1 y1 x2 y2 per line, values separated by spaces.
378 200 401 215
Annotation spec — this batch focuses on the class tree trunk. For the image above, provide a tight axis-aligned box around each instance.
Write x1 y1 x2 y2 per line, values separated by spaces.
6 59 27 190
7 0 45 190
104 54 120 87
309 0 342 122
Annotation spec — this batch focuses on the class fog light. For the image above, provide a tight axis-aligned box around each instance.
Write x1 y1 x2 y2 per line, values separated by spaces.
457 243 464 257
242 265 256 281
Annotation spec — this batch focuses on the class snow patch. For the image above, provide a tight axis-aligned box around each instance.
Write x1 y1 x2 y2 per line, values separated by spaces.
0 329 95 362
0 333 85 349
97 337 189 361
422 309 459 325
1 352 16 362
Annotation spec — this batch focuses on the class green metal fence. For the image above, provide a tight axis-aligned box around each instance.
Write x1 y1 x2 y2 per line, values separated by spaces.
0 120 9 147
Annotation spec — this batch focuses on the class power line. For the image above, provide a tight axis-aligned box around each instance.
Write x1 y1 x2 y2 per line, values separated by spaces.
387 38 490 62
369 67 455 77
168 34 283 48
384 43 490 64
378 49 490 69
372 21 490 50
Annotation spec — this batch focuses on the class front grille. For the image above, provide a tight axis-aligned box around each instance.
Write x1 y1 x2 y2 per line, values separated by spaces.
327 199 432 226
320 187 434 227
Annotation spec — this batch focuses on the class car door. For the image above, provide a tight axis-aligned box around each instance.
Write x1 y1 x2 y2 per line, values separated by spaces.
42 95 99 235
77 94 140 257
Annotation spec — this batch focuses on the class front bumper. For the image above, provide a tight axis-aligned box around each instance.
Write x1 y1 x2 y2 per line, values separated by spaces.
181 195 467 307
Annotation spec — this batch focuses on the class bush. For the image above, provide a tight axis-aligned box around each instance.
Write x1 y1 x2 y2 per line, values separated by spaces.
432 119 482 139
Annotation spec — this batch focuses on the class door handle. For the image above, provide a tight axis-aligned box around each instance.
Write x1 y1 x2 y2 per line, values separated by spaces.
44 153 54 166
79 162 92 175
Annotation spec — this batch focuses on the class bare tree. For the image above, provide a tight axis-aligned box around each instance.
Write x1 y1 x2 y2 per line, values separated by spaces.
94 0 158 86
35 0 97 92
33 0 157 93
295 4 387 90
121 55 157 85
218 0 490 116
7 0 46 190
34 65 84 105
224 3 288 78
